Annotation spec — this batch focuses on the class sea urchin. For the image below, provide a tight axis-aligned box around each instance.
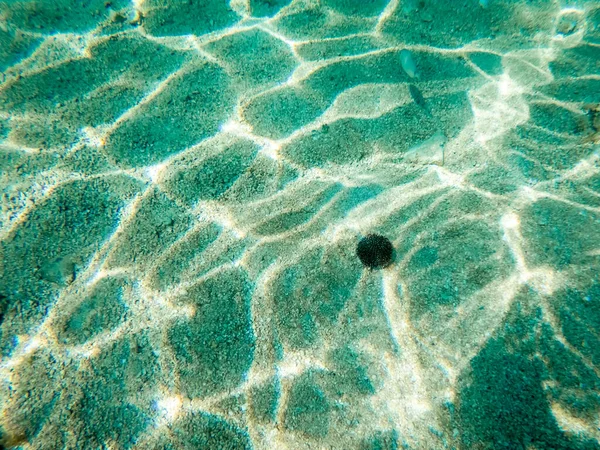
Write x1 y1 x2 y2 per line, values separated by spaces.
356 234 394 269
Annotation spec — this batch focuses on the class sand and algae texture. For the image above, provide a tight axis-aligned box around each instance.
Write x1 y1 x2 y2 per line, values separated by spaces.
1 0 600 449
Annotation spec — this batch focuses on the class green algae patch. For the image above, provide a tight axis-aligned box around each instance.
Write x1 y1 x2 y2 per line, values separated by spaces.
243 50 477 143
380 0 557 48
0 146 58 193
550 44 600 80
105 187 193 271
0 34 188 149
271 240 361 349
280 104 437 168
249 376 280 423
2 349 62 445
161 138 259 206
551 283 600 369
141 0 239 36
146 225 250 293
242 87 328 139
468 51 504 76
466 164 521 195
103 61 236 168
0 174 145 353
325 346 378 397
203 28 297 90
168 268 255 398
273 5 373 40
284 371 331 438
402 216 512 321
8 114 77 149
296 35 383 61
3 332 160 449
0 0 130 33
249 0 292 17
145 222 221 291
455 301 600 450
251 183 341 236
55 277 128 346
59 83 149 129
0 58 107 115
172 412 251 450
0 35 185 116
0 26 41 72
540 78 600 105
221 154 299 204
76 333 158 449
322 0 388 17
529 102 586 135
58 145 117 177
360 430 401 450
521 198 600 270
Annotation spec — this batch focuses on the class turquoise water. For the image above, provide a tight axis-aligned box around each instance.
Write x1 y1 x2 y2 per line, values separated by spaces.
1 0 600 448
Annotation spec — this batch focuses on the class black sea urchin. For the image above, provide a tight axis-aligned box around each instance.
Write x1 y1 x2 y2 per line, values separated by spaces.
356 234 394 269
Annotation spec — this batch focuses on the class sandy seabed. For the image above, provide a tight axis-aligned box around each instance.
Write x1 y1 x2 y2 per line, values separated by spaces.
1 0 600 449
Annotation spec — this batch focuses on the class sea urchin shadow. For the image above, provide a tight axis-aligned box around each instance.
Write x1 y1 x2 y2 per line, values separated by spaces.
356 234 394 269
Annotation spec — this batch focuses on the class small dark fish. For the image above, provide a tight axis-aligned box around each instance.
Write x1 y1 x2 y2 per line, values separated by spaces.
408 84 429 114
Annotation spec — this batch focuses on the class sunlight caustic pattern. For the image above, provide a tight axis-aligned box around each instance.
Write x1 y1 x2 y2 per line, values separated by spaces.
1 0 600 448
